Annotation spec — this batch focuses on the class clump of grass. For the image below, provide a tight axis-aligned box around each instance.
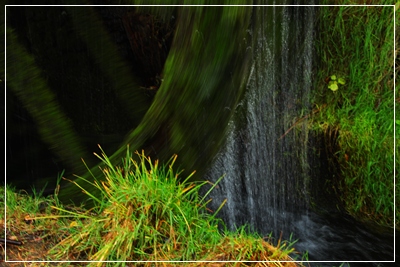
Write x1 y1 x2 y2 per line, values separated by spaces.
46 146 301 266
2 146 302 265
312 1 397 228
49 146 222 263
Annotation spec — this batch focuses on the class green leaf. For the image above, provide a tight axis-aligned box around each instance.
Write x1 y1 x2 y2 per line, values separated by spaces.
328 81 338 91
338 77 346 85
396 120 400 125
330 75 337 80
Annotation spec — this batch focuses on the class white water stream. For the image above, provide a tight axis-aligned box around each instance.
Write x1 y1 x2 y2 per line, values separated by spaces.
203 4 395 265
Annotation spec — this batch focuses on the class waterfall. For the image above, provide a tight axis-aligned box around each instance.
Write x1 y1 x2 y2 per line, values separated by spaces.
202 5 396 264
204 4 317 241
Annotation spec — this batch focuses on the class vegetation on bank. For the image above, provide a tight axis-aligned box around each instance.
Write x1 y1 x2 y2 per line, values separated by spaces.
3 2 397 265
311 1 398 229
1 147 303 266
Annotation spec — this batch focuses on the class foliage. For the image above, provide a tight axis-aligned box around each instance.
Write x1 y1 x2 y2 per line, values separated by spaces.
313 1 397 229
1 149 301 266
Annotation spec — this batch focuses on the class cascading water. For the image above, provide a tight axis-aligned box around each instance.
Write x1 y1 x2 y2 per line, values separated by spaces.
206 3 315 236
203 4 396 265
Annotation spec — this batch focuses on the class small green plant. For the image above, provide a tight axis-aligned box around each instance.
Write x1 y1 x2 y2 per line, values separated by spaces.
327 75 346 92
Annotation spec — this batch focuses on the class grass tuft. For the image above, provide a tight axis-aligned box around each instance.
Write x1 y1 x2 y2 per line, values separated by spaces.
0 145 302 266
48 147 224 264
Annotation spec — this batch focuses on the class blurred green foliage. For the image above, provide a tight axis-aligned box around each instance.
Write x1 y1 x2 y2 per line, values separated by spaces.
6 3 252 204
